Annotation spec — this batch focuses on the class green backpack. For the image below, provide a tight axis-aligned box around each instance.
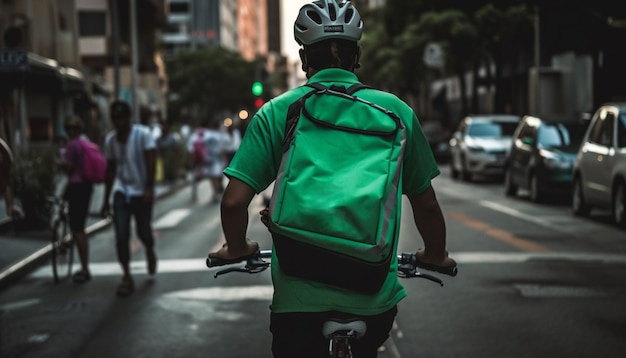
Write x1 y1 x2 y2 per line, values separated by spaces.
268 82 406 294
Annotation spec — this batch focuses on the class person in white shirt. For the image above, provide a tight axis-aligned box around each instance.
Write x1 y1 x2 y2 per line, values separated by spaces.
101 100 157 296
187 121 228 202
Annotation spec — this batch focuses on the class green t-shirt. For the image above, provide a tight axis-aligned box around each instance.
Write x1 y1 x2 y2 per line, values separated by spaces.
224 68 440 315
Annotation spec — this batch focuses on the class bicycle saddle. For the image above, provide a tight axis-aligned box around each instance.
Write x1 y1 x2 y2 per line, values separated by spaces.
322 319 367 339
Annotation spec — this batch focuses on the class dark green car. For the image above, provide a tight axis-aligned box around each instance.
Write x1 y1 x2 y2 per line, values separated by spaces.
504 115 588 203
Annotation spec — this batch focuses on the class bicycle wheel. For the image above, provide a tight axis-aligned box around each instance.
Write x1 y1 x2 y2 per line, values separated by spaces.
51 218 72 284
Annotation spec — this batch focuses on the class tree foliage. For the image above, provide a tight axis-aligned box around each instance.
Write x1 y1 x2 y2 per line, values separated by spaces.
357 0 534 118
165 47 257 124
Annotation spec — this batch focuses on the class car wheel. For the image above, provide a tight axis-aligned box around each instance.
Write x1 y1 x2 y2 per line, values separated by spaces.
613 181 626 229
530 174 543 203
504 168 517 197
572 177 591 217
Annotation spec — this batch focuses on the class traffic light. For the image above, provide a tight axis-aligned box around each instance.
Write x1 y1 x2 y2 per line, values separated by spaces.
254 98 265 109
252 81 264 109
252 81 264 97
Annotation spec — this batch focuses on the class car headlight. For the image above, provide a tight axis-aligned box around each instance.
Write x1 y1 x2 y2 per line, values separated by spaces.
540 149 571 170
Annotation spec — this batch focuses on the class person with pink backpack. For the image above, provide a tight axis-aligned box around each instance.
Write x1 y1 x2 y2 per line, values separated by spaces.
62 115 99 283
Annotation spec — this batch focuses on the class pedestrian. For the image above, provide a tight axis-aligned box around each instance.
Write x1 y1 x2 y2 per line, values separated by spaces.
208 1 456 356
61 115 95 283
224 123 242 166
101 100 158 296
0 136 22 219
187 121 227 203
155 119 181 183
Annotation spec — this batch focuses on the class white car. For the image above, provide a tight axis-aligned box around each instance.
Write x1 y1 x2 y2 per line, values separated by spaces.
449 114 520 181
572 102 626 229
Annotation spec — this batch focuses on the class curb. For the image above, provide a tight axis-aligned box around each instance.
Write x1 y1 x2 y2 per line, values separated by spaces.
0 180 188 291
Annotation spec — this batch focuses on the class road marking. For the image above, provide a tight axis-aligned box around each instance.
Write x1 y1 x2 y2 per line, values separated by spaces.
453 251 626 264
154 286 274 321
162 285 274 301
153 208 192 229
448 211 549 252
26 252 626 279
514 284 608 298
0 298 41 312
479 200 558 228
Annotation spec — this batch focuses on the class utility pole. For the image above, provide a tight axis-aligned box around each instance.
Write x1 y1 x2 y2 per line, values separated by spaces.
110 0 120 99
534 5 541 115
130 0 139 122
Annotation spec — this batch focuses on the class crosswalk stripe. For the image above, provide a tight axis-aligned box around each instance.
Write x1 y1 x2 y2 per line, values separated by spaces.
153 208 192 229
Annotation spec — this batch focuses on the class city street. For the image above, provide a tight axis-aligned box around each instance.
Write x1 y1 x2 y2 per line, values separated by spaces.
1 168 625 358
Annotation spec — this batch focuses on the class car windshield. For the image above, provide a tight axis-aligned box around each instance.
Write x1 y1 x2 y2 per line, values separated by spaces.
537 123 586 149
468 121 517 138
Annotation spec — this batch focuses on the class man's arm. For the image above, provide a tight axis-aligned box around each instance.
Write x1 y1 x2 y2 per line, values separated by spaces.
209 177 259 259
407 184 456 267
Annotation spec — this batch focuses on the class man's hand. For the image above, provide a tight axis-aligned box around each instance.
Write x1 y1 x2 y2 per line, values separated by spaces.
101 202 111 219
208 238 259 261
259 208 269 228
415 248 456 268
143 188 154 203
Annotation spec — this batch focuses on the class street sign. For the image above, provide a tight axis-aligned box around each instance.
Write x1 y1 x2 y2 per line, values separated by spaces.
0 49 28 70
423 43 443 68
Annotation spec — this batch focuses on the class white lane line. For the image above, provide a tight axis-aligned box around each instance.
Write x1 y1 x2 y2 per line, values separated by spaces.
27 252 626 279
479 200 552 226
453 251 626 264
0 298 41 312
154 208 192 229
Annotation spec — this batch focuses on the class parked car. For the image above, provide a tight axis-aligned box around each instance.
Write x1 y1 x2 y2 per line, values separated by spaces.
504 115 588 202
449 114 520 181
421 120 450 163
572 102 626 229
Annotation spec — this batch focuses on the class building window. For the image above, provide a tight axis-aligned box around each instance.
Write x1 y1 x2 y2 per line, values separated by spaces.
78 11 106 37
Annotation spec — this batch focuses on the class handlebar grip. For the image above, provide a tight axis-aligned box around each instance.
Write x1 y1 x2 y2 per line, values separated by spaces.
415 260 458 277
206 256 245 268
399 252 458 277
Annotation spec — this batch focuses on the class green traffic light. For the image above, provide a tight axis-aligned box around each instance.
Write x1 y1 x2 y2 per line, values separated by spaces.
252 81 263 96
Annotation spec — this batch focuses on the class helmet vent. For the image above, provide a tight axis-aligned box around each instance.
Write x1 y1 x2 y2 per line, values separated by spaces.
344 8 354 23
306 10 322 25
328 3 337 21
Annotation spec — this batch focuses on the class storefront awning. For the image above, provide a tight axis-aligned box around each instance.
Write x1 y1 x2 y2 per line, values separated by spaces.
0 49 85 94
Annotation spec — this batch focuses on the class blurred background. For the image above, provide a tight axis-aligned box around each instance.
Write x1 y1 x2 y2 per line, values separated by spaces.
1 0 625 215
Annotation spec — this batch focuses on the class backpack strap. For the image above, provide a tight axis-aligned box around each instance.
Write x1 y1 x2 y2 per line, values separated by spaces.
282 85 321 152
282 82 386 152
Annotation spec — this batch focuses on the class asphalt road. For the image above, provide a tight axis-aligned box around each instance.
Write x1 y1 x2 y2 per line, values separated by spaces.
1 168 625 358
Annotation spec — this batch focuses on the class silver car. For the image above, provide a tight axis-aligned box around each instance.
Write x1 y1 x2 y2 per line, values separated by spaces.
572 102 626 229
449 114 520 181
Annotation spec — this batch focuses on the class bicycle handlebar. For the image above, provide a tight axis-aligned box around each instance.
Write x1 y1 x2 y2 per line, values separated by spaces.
206 250 457 285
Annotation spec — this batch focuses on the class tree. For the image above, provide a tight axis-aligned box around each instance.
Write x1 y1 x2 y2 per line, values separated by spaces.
474 3 534 113
165 47 257 124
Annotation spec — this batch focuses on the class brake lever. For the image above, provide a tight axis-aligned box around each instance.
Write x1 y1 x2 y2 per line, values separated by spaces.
213 258 270 278
398 264 444 286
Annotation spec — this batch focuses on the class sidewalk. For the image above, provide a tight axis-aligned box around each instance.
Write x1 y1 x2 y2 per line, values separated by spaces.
0 180 187 291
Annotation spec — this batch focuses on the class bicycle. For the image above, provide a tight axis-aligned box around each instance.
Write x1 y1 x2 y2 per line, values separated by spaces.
48 195 73 284
207 249 457 357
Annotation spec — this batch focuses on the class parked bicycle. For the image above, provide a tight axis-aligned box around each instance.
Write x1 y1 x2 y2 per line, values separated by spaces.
48 195 73 284
207 249 457 358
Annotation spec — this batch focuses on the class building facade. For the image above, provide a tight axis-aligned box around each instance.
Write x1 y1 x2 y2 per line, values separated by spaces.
0 0 167 151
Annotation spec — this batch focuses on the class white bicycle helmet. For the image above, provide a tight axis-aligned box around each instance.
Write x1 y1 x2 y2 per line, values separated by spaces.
294 0 363 46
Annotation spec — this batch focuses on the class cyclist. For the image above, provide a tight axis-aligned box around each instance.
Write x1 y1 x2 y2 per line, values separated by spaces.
209 1 456 356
